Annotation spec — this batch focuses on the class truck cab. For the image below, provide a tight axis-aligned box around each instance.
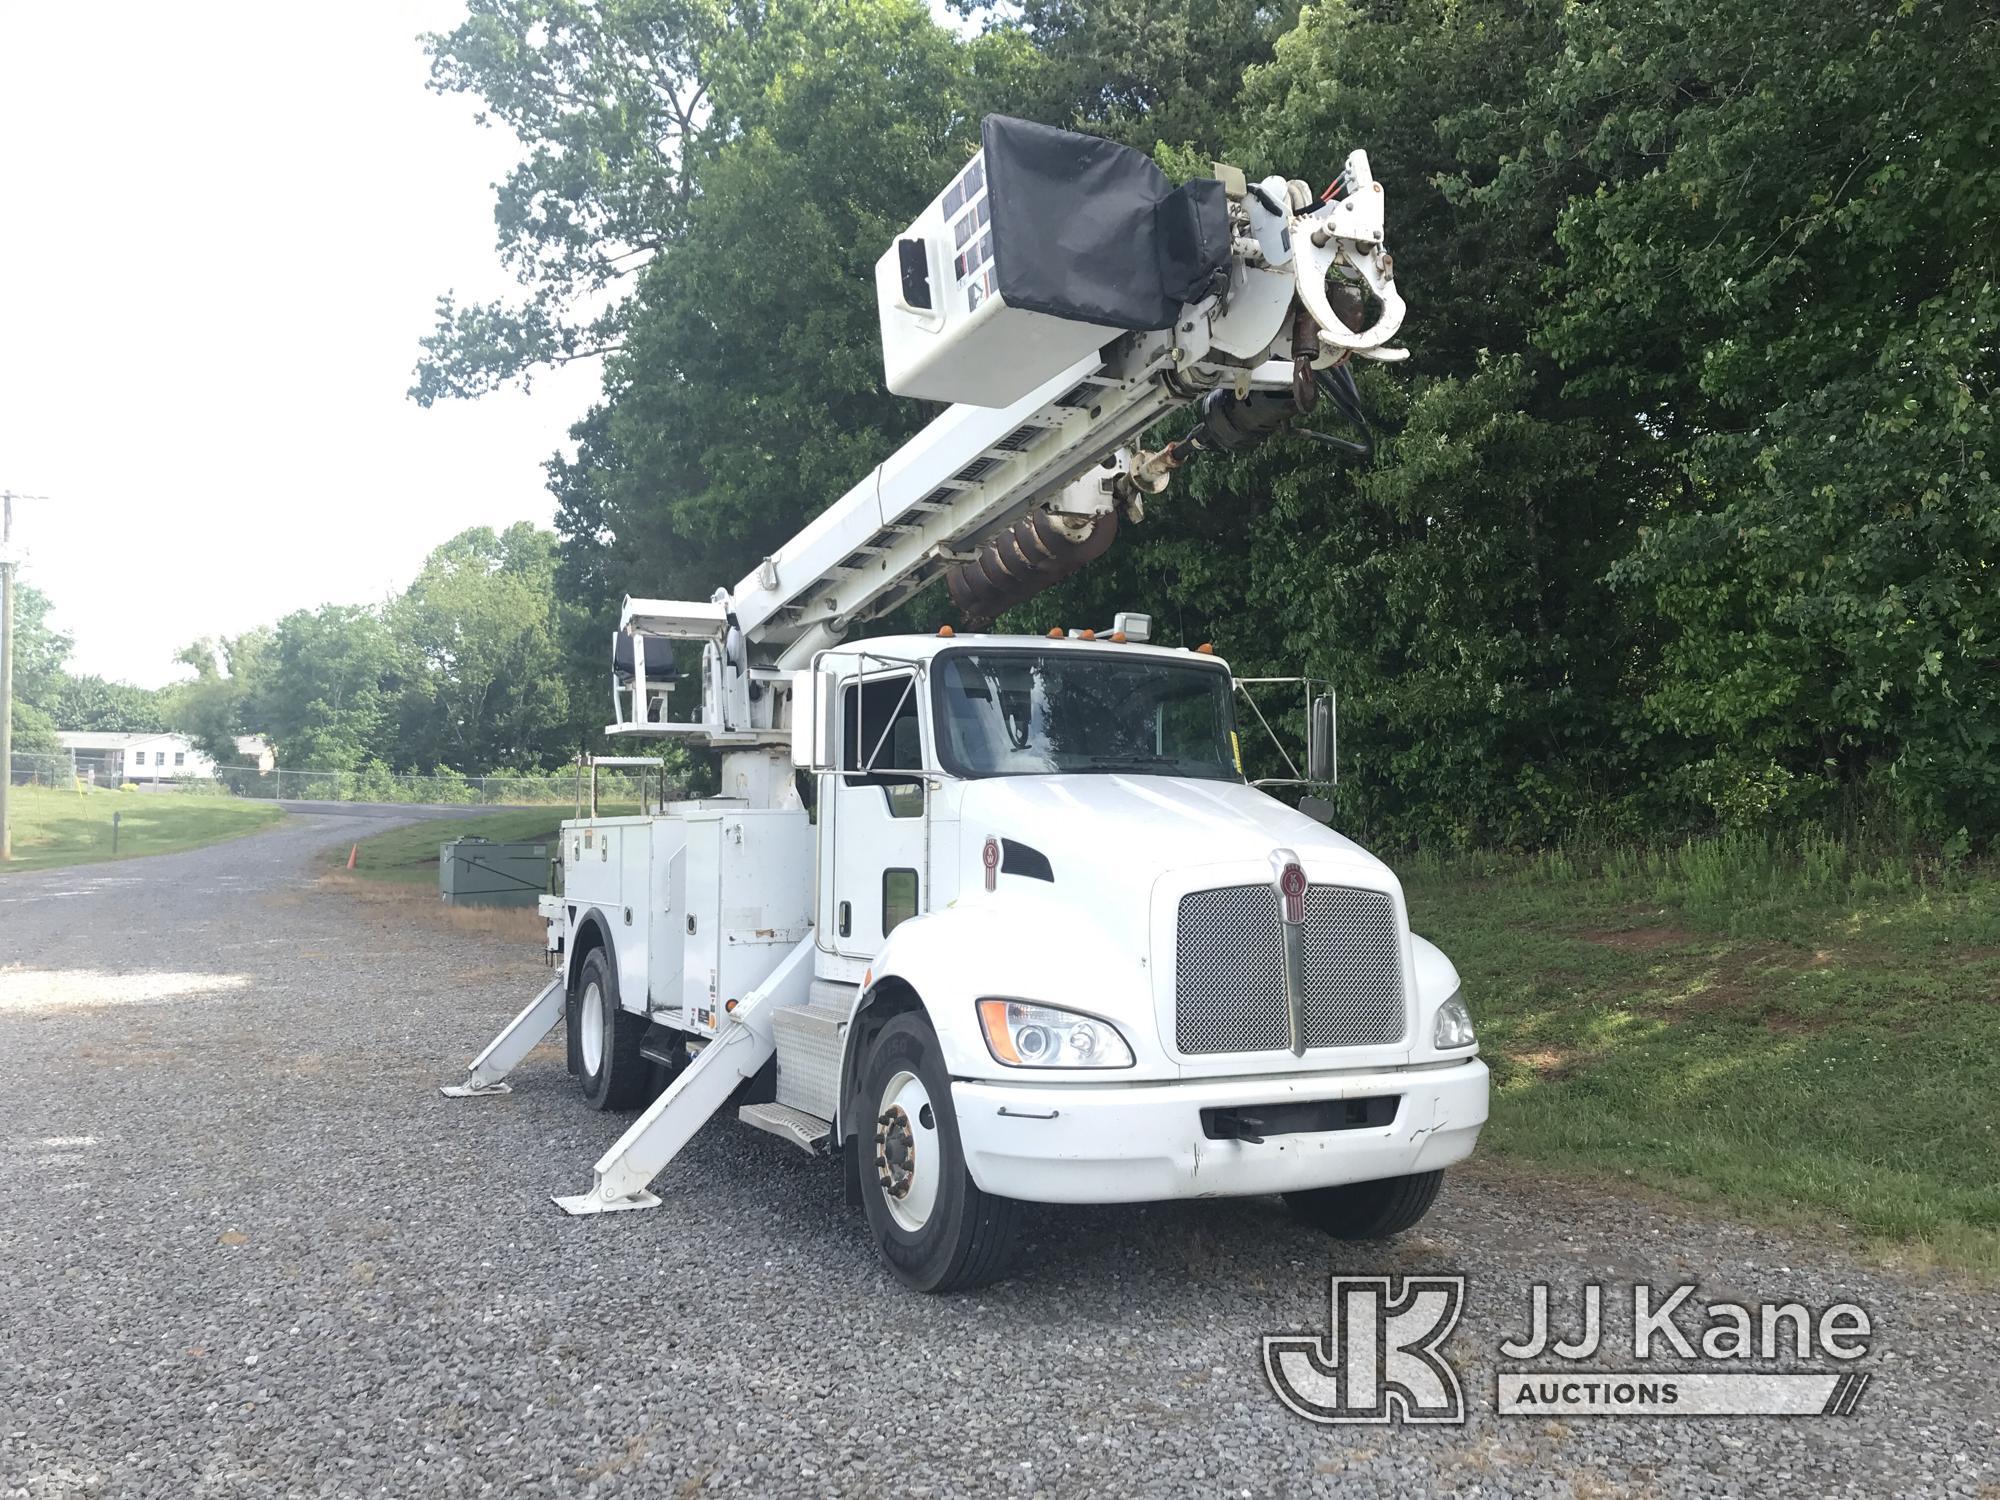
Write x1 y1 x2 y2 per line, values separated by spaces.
803 632 1487 1289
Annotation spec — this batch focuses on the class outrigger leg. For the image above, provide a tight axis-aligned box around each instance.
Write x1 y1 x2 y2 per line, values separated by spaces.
441 976 565 1098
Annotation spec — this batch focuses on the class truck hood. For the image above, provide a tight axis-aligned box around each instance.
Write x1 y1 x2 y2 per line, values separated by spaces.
952 774 1396 893
901 775 1423 1077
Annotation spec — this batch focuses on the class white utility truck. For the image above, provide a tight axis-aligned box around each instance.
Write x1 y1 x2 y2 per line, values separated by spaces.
445 117 1488 1291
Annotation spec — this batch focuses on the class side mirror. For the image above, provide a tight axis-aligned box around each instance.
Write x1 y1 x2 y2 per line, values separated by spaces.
1307 693 1337 783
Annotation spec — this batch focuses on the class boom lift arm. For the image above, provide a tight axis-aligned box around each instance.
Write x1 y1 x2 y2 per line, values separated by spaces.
612 126 1408 775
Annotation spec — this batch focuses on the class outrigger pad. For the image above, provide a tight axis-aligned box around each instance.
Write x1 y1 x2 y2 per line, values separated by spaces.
552 1189 663 1216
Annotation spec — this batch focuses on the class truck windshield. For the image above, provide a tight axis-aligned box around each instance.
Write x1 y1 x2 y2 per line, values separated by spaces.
932 649 1240 780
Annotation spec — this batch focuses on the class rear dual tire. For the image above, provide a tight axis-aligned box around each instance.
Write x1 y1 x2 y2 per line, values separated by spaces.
574 947 650 1112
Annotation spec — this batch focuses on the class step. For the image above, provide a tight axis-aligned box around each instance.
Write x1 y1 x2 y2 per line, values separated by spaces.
737 1102 831 1155
772 1002 848 1119
639 1018 689 1068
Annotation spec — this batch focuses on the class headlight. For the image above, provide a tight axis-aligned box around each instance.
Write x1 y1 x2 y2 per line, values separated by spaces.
976 999 1135 1069
1433 990 1477 1050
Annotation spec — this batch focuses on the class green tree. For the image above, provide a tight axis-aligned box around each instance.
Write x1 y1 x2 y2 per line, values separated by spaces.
545 0 1040 613
8 582 71 708
410 0 734 405
1514 0 1999 835
391 522 585 770
1020 0 1648 846
167 632 270 766
978 0 1298 157
9 582 73 758
52 675 168 733
245 607 399 773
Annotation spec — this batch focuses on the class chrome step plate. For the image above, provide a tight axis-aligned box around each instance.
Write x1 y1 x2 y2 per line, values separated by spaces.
737 1101 831 1155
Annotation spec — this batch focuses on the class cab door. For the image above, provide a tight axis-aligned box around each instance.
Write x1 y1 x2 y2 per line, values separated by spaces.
823 669 928 959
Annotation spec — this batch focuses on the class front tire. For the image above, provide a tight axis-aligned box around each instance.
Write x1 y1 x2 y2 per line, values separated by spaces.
1285 1169 1444 1240
858 1012 1020 1293
574 947 649 1112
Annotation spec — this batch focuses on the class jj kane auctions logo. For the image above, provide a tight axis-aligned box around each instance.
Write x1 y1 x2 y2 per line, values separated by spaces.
1264 1277 1874 1422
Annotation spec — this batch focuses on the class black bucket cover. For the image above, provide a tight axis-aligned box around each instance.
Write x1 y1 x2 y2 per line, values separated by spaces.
982 115 1231 332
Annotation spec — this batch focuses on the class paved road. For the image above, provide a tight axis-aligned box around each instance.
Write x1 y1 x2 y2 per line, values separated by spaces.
1 820 1993 1498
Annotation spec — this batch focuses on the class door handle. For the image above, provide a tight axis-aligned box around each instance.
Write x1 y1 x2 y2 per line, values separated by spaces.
838 900 852 937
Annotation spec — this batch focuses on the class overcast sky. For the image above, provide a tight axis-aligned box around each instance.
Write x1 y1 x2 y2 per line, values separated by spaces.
0 3 603 688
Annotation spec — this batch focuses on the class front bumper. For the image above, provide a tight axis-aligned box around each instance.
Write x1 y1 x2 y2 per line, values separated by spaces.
951 1058 1488 1205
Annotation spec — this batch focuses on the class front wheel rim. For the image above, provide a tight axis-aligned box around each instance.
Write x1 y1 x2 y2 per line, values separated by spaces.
579 979 605 1075
875 1069 940 1233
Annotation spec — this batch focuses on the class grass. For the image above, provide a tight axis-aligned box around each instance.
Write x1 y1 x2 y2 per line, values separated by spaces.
1402 831 2000 1275
321 804 638 887
0 784 287 874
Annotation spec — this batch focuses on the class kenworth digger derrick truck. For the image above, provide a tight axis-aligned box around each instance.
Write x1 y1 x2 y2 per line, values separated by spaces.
444 116 1488 1292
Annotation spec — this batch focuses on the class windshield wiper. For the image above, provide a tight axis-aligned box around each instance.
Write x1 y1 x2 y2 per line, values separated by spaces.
1082 754 1184 770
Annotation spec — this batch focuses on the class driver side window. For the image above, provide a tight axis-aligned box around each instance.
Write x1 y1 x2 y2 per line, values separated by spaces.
841 674 925 818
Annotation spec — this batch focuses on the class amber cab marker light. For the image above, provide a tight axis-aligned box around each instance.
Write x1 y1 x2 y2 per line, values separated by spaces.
1080 628 1096 640
1047 627 1065 639
1196 642 1215 654
937 624 955 637
1109 631 1126 643
977 999 1024 1065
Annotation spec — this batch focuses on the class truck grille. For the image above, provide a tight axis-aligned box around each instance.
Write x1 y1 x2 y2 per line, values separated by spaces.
1174 884 1404 1054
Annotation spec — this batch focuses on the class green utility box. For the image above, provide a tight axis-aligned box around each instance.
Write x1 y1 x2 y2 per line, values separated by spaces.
439 836 551 908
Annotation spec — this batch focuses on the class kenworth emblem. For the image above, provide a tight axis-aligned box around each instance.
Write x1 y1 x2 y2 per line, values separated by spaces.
1269 848 1308 1055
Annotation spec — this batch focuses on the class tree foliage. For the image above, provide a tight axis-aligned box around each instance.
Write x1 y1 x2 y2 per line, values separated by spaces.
391 522 582 770
167 633 269 765
414 0 1999 845
411 0 733 404
978 0 1298 158
8 583 74 757
52 675 169 734
144 525 599 776
1522 0 1999 833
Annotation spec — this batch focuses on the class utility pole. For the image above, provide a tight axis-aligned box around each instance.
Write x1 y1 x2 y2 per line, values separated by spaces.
0 490 48 861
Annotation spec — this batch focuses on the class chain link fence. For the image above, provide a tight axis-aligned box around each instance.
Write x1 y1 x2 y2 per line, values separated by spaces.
7 752 77 788
9 753 666 808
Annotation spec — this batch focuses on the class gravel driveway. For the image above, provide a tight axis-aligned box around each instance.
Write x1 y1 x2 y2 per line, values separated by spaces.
1 816 1993 1498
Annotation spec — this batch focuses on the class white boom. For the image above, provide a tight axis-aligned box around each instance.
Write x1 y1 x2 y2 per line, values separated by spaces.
612 149 1405 753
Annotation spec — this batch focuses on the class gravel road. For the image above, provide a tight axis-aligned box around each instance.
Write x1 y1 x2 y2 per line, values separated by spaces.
1 815 1994 1498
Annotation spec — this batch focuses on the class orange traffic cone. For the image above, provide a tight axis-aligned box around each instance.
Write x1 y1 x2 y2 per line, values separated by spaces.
346 844 358 870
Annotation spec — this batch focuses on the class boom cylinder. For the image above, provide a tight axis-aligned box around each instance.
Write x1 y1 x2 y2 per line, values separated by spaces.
946 508 1120 628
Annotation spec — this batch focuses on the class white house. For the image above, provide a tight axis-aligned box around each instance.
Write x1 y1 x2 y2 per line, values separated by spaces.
54 732 276 783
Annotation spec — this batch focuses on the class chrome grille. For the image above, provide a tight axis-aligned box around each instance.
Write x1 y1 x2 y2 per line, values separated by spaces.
1175 884 1404 1054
